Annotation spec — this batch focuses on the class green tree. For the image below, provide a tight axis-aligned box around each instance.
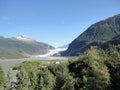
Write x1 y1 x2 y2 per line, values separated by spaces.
48 63 75 90
68 47 110 90
36 68 56 90
15 66 29 90
0 65 4 89
105 45 120 90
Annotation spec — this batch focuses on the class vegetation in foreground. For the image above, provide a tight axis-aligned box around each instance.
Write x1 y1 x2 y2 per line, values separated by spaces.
1 45 120 90
0 65 4 89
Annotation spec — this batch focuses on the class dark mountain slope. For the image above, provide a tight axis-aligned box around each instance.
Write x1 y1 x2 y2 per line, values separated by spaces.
63 14 120 56
101 35 120 50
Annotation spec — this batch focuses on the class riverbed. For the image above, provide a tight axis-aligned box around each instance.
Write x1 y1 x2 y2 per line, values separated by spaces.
0 57 68 77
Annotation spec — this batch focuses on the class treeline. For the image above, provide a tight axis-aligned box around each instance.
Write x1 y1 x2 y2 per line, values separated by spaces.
2 45 120 90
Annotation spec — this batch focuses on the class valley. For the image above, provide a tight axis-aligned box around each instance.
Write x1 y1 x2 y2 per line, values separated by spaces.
0 14 120 90
0 0 120 89
35 47 67 57
0 47 68 77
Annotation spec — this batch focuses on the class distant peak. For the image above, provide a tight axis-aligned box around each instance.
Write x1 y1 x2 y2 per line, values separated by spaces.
16 35 29 39
12 35 33 42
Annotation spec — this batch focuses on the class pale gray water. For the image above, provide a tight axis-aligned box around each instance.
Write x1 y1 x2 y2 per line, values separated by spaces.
0 57 68 77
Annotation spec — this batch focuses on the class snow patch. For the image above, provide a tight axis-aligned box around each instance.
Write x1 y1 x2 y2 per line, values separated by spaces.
35 48 67 57
13 35 33 42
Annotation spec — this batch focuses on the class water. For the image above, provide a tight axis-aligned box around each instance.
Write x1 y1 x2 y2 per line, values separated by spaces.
0 57 68 76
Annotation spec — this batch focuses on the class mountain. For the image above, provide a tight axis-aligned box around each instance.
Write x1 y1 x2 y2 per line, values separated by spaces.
12 35 54 51
0 35 54 59
101 35 120 50
63 14 120 56
12 35 34 42
58 44 69 49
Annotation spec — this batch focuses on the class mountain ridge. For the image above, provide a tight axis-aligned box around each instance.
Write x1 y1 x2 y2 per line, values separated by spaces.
63 14 120 56
0 35 54 59
12 35 34 42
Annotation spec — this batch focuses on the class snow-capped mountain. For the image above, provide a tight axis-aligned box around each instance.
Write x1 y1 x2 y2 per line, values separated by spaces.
0 35 54 59
12 35 34 42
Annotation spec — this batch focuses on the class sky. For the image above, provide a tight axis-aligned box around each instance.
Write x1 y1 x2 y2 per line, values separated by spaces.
0 0 120 47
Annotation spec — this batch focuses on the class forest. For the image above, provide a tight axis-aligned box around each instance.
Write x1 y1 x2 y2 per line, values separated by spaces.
0 45 120 90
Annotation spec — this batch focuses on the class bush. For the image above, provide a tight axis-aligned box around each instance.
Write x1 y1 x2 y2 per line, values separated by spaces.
0 65 4 89
68 47 110 90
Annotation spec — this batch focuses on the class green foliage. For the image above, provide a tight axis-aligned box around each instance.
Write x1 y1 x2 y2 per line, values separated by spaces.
0 65 4 89
4 70 14 90
16 61 42 90
101 35 120 50
48 63 75 90
15 67 29 90
20 61 43 73
36 68 56 90
68 47 110 90
4 46 120 90
11 61 75 90
105 45 120 90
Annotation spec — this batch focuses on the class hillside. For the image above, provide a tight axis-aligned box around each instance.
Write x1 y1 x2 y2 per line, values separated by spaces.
63 14 120 56
101 35 120 50
0 36 54 59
